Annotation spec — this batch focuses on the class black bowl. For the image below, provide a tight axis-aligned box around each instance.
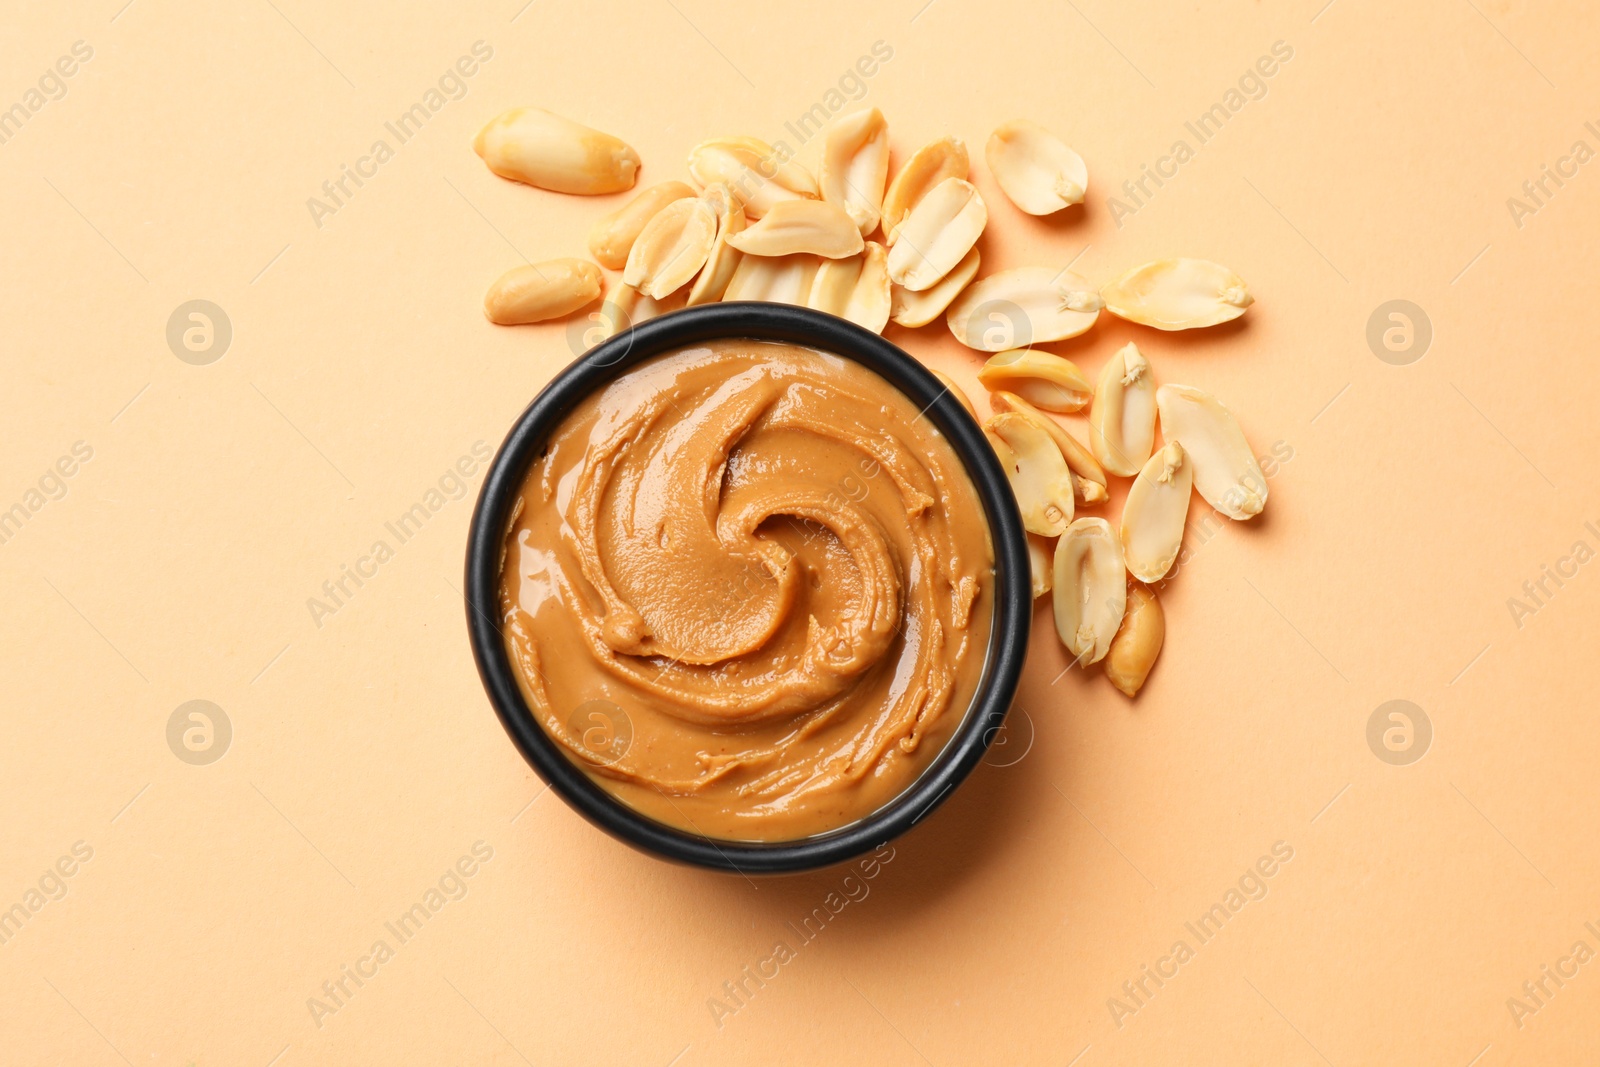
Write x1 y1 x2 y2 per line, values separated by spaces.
465 302 1030 873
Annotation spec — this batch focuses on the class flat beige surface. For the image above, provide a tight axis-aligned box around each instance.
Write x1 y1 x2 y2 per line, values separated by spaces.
3 1 1597 1064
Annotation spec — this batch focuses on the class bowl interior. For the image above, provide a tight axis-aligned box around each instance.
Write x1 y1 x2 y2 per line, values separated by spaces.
465 302 1032 873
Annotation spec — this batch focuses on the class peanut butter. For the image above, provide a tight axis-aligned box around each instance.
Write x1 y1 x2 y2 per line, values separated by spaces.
499 339 993 841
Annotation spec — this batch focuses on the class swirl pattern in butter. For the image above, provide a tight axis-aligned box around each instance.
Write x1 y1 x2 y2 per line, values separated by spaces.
500 340 993 841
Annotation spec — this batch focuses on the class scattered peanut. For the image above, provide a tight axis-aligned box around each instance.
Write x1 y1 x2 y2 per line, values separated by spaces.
890 246 980 328
986 389 1107 495
842 241 891 333
820 108 890 236
886 178 987 291
1104 583 1164 697
945 268 1102 351
475 108 639 195
986 120 1087 215
985 412 1074 537
1120 441 1191 582
929 368 977 420
588 181 696 270
484 259 602 325
723 252 821 305
1088 342 1157 477
1027 534 1054 599
881 136 969 243
581 276 686 345
808 253 863 317
1155 384 1267 520
977 349 1092 412
687 136 817 217
1052 518 1126 666
727 198 864 259
623 196 717 299
1102 258 1253 331
685 183 746 306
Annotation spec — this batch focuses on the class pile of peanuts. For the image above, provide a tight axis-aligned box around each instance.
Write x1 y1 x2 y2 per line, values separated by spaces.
471 106 1269 698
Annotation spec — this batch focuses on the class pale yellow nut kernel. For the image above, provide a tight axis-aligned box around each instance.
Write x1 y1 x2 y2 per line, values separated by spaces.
819 107 890 236
842 241 890 333
891 246 980 328
726 199 864 259
985 412 1074 537
882 136 969 243
986 120 1088 215
687 136 817 218
1052 517 1126 666
483 258 602 325
1028 534 1054 599
1120 441 1192 583
985 427 1015 471
722 253 821 306
1089 342 1158 477
610 279 685 326
1075 476 1109 507
588 181 696 270
1101 258 1253 330
1105 583 1164 697
623 197 718 299
886 178 986 291
945 267 1102 351
1155 384 1267 520
987 389 1107 490
807 253 863 317
578 277 686 347
685 183 746 306
977 349 1092 412
474 108 639 195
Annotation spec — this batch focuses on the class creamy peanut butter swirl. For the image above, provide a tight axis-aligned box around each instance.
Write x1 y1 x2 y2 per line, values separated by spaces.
500 339 993 841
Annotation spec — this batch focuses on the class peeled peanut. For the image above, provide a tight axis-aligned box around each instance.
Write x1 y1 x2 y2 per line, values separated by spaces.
1120 442 1191 583
977 349 1092 412
843 242 890 333
1102 258 1253 331
984 426 1015 469
887 178 986 291
474 108 639 195
588 181 696 269
806 242 889 334
891 246 980 328
1105 583 1164 697
687 136 817 217
624 197 717 299
946 268 1102 351
727 199 864 259
1089 342 1157 477
819 108 890 236
1155 384 1267 520
582 276 685 344
484 259 602 325
1028 534 1054 599
686 183 746 306
986 390 1107 494
985 412 1074 537
986 120 1087 215
882 136 969 243
808 253 863 317
723 253 821 305
1052 517 1126 666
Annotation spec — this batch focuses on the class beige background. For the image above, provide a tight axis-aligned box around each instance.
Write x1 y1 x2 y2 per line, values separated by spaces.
4 0 1598 1063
